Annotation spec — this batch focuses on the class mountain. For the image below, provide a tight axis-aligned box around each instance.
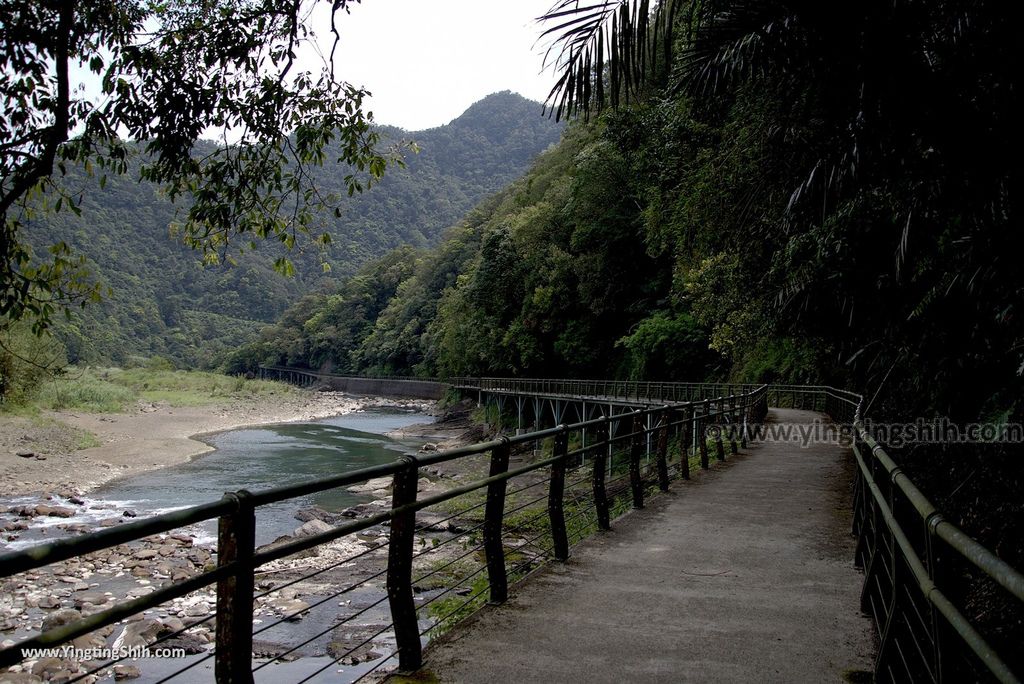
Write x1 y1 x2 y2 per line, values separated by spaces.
23 91 563 367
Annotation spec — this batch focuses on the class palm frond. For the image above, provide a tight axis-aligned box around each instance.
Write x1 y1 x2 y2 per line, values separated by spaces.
537 0 681 120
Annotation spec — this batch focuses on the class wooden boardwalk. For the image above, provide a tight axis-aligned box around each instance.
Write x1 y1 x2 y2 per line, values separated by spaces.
416 408 876 683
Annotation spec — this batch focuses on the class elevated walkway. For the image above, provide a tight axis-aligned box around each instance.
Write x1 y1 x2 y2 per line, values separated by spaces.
418 408 876 682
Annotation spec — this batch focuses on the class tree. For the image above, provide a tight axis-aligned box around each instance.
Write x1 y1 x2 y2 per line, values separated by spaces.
1 0 394 334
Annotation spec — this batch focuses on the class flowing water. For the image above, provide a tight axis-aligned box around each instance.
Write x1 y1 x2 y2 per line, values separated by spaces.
94 409 431 545
2 409 430 550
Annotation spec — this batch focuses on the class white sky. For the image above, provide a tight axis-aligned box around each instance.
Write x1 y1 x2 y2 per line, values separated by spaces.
318 0 558 130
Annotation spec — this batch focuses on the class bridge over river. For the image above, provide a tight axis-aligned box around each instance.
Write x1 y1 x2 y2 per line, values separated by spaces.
0 378 1020 684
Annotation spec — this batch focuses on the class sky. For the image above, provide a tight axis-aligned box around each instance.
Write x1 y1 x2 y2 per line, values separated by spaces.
313 0 559 131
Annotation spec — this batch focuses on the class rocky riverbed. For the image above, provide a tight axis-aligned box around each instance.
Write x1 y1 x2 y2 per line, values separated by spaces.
0 398 550 683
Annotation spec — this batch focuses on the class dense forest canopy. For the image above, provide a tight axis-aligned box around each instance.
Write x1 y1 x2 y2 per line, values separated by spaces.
15 92 562 367
0 0 395 335
243 0 1019 426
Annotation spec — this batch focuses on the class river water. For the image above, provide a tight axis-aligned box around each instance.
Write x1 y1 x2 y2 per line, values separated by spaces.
94 409 430 545
2 409 430 550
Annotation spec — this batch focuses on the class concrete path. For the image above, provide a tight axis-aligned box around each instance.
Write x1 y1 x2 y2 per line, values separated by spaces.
417 409 876 683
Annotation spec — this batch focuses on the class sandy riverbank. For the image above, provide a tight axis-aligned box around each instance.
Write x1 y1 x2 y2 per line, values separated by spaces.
0 391 436 498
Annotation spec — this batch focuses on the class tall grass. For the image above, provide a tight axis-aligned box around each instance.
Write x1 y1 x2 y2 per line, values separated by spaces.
31 368 295 412
35 374 136 412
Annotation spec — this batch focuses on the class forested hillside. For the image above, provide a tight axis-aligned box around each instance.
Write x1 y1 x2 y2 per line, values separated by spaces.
22 91 562 367
241 2 1019 427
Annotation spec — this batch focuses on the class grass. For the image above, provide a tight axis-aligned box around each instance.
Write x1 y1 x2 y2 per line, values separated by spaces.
29 367 295 412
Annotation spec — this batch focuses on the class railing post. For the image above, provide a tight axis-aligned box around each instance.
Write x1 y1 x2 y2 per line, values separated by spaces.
387 457 421 672
740 397 749 449
728 395 739 455
549 428 570 561
714 398 726 462
483 438 511 604
679 406 691 480
699 400 710 470
216 490 256 684
592 418 611 530
630 413 645 508
655 409 670 491
925 517 953 682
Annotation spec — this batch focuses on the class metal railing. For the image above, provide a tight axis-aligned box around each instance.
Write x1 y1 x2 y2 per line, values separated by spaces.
0 384 768 683
783 386 1023 683
450 377 761 404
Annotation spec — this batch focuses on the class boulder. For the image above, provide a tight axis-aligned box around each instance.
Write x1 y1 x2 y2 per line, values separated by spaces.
41 609 81 633
112 664 141 680
111 619 162 650
293 519 332 538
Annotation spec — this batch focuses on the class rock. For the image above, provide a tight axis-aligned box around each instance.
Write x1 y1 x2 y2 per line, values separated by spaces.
326 625 389 664
112 618 162 649
339 503 378 519
67 496 85 506
415 511 452 532
293 506 344 524
160 616 185 633
74 592 109 607
135 549 158 560
419 443 438 452
158 632 207 655
71 631 107 651
37 596 60 610
122 510 137 518
168 533 194 546
112 664 141 680
293 519 333 537
251 639 300 661
183 601 211 618
271 599 309 621
0 673 43 683
345 476 392 494
41 608 81 633
30 657 65 678
15 450 34 458
33 455 47 461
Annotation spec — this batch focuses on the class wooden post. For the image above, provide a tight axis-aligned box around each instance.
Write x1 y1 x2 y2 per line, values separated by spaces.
483 438 511 603
729 395 739 455
592 418 611 530
387 458 421 671
680 406 691 480
549 429 570 560
699 400 710 470
655 409 670 491
629 413 645 508
714 399 726 462
216 491 256 684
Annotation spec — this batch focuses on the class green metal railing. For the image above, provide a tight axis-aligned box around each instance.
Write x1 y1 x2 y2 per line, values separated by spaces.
784 386 1023 683
450 377 761 404
0 383 768 683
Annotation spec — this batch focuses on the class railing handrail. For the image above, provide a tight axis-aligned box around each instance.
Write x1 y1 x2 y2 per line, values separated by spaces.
1 380 1018 683
0 385 771 677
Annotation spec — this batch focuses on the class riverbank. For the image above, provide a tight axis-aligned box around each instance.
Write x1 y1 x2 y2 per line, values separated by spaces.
0 391 436 498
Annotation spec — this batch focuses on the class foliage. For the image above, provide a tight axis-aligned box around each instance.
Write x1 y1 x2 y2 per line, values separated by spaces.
31 366 292 412
0 321 67 405
1 0 399 335
18 92 560 369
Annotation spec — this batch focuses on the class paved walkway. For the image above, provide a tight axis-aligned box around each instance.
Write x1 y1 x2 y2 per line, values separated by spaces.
418 409 876 683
